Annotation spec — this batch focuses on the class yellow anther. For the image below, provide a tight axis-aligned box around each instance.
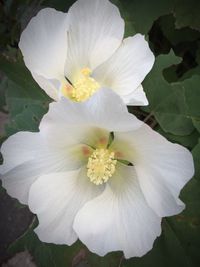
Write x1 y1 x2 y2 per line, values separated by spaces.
81 67 92 76
61 67 100 102
87 149 117 185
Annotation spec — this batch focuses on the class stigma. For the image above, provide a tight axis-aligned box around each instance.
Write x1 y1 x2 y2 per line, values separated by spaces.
62 68 100 102
87 149 117 185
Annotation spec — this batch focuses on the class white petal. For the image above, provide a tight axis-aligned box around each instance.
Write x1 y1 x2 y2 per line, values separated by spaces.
32 72 59 101
40 89 142 137
0 132 41 175
1 139 85 204
113 124 194 217
1 160 45 204
19 8 68 80
121 84 148 106
73 164 161 258
65 0 124 80
29 168 103 245
93 35 154 101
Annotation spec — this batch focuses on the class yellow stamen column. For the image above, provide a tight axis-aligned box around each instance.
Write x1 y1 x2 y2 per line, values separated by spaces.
87 149 117 185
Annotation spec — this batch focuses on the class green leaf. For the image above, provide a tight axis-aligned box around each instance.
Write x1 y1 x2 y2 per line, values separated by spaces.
88 252 122 267
119 0 174 35
167 178 200 267
158 14 200 46
183 75 200 119
192 119 200 133
180 43 200 81
0 77 7 111
174 0 200 31
9 218 84 267
142 50 194 135
156 127 199 150
0 57 49 103
0 57 51 135
192 140 200 180
9 217 122 267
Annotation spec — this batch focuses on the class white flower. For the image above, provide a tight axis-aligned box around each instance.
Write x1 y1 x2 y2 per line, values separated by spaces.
19 0 154 105
0 90 194 258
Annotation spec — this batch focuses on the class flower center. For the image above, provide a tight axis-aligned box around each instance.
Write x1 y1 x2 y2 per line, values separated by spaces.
62 68 100 102
87 148 117 185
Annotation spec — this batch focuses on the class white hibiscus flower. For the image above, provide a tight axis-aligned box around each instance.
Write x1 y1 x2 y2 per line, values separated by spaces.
0 90 194 258
19 0 154 105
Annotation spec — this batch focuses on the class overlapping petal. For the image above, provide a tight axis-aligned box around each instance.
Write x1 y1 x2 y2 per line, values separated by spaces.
112 124 194 217
65 0 124 81
0 132 88 204
121 84 148 106
73 164 161 258
93 35 154 105
19 0 154 106
29 168 103 245
0 86 194 259
39 89 142 138
0 132 41 174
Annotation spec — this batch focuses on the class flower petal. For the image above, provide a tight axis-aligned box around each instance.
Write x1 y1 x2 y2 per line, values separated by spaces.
1 160 46 204
28 168 103 245
93 35 154 104
73 164 161 258
40 89 142 137
0 132 41 175
121 84 148 106
1 135 86 204
113 124 194 217
32 72 59 101
19 8 68 80
65 0 124 80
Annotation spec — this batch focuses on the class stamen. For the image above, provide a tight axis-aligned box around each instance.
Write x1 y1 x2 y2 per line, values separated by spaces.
62 67 100 102
87 149 117 185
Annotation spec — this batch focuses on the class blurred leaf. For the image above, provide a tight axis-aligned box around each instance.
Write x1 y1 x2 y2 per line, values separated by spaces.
183 75 200 119
119 0 174 35
0 77 7 112
0 57 48 101
87 251 122 267
42 0 75 12
167 178 200 266
9 218 84 267
158 15 200 46
156 127 199 150
192 140 200 180
192 119 200 133
142 50 194 135
0 57 51 135
174 0 200 31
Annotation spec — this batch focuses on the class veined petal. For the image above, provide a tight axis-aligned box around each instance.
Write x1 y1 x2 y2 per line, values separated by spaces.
73 163 161 258
65 0 124 80
1 136 86 204
40 89 142 139
19 8 68 80
93 35 154 105
113 124 194 217
29 168 103 245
